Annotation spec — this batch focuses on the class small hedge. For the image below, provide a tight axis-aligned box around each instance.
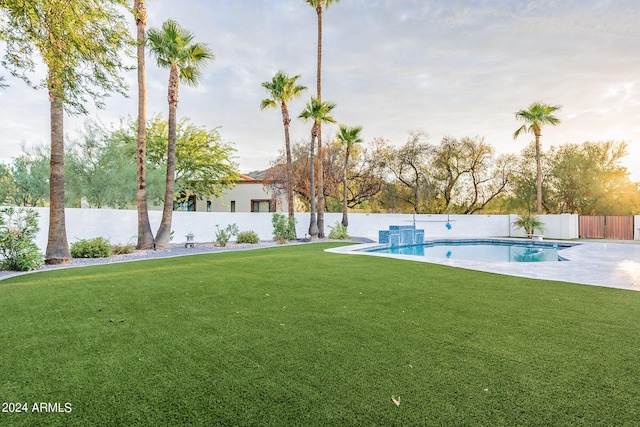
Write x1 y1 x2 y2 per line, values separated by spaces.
328 222 350 240
0 207 44 271
70 237 113 258
236 230 259 244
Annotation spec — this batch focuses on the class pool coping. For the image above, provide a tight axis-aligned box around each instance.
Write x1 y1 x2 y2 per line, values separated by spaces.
325 238 640 291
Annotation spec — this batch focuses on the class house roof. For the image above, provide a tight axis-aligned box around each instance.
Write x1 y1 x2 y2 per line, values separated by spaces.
238 174 257 181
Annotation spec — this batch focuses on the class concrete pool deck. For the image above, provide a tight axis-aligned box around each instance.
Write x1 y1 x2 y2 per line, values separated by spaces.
326 239 640 291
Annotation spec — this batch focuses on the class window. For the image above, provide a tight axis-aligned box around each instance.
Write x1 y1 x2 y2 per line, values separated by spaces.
230 201 236 212
251 199 272 212
207 200 212 212
174 195 196 211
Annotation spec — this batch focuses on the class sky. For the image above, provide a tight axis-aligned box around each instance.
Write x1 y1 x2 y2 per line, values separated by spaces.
1 0 639 179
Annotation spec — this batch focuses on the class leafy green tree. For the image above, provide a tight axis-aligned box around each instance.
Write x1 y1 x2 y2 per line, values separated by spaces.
147 19 214 248
134 0 155 249
261 71 307 225
0 164 16 204
306 0 341 237
65 123 138 209
335 124 363 227
545 141 640 214
8 149 50 207
0 0 132 264
513 102 562 215
144 115 238 204
299 97 336 237
504 142 544 213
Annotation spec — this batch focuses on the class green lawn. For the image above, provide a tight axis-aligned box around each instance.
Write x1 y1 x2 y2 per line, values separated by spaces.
1 242 639 426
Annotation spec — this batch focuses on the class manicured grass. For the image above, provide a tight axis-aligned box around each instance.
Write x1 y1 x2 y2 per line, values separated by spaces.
1 242 639 426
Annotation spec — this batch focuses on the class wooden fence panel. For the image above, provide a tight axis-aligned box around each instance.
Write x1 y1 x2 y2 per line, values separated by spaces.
579 215 633 239
605 215 634 240
579 216 605 238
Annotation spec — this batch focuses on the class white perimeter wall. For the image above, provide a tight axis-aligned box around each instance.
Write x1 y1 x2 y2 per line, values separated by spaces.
14 208 585 252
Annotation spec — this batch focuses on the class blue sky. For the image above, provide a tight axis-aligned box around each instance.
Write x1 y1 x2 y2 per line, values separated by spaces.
1 0 639 178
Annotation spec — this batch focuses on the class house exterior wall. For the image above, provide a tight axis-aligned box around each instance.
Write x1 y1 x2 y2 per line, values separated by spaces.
203 182 285 213
147 181 287 213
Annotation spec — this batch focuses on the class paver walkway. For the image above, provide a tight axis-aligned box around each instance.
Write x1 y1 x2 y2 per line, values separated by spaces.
327 239 640 291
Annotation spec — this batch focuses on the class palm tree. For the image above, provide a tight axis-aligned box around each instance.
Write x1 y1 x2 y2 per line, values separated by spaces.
134 0 155 250
335 124 363 228
306 0 340 238
513 213 546 236
514 102 561 214
147 19 214 248
299 97 336 238
260 71 307 225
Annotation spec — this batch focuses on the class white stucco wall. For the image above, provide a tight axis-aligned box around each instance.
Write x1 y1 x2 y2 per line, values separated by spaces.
508 213 579 239
15 208 584 252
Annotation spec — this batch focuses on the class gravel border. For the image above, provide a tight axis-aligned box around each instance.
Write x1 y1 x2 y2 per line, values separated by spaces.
0 240 286 281
0 237 374 281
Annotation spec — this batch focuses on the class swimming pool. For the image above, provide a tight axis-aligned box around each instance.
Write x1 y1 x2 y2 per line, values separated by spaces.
366 239 575 262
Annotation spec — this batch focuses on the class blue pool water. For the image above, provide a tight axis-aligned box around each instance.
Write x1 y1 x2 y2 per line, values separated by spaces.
367 240 572 262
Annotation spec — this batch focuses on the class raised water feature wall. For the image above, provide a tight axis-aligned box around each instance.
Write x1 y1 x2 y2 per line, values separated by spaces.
379 225 424 247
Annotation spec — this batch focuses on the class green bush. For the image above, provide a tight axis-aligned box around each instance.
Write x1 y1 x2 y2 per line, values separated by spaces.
236 230 260 244
0 207 44 271
272 213 296 244
328 222 350 240
71 237 113 258
215 224 239 247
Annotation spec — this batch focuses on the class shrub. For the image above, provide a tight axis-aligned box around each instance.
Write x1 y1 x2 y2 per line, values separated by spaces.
112 243 134 255
71 237 113 258
215 223 239 247
236 230 259 244
0 207 44 271
272 213 296 244
328 222 350 240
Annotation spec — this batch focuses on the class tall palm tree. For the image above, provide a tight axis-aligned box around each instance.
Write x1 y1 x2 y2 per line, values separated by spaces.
335 124 363 228
147 19 214 248
306 0 340 238
299 96 336 238
514 102 562 214
2 2 131 264
260 71 307 224
134 0 155 249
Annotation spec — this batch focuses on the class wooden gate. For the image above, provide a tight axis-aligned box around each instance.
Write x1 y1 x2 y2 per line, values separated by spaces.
579 215 634 240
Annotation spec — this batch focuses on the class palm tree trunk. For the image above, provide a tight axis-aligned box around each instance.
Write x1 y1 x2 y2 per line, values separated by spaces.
155 66 179 248
317 128 326 237
315 4 326 238
281 102 296 229
341 150 349 228
135 0 155 249
535 134 543 215
45 89 70 265
308 127 319 238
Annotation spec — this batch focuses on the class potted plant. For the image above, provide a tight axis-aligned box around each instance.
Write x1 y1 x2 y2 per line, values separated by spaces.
513 213 545 238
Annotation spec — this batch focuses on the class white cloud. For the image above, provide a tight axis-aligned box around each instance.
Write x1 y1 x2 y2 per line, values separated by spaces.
1 0 639 181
